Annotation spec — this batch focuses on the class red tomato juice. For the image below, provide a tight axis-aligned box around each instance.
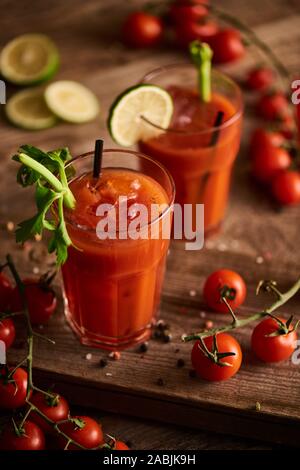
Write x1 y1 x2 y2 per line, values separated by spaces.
62 168 172 350
139 85 242 233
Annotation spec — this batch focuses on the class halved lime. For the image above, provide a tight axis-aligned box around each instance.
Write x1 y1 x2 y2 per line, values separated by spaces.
0 34 59 86
44 80 100 123
6 88 57 130
108 84 173 147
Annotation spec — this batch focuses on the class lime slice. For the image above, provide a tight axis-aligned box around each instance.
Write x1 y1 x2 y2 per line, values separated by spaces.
108 84 173 147
44 80 99 123
6 88 57 130
0 34 59 85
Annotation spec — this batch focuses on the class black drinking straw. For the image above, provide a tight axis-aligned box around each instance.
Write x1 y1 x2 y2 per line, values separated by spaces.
210 110 224 146
93 139 104 178
199 111 225 199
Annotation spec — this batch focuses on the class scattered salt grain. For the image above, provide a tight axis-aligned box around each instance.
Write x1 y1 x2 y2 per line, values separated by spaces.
32 266 40 275
218 243 227 252
256 256 264 265
255 401 261 412
231 239 240 249
85 353 92 360
200 311 206 319
6 221 14 232
109 351 121 360
189 289 197 297
34 234 42 242
205 240 214 250
205 320 214 329
105 372 113 377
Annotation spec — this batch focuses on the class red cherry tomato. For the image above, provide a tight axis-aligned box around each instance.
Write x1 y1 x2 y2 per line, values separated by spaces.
114 440 130 450
122 12 163 48
210 28 245 64
0 318 16 349
10 278 57 325
191 333 242 381
30 392 70 434
246 67 274 91
58 416 103 450
203 269 247 313
251 146 291 184
256 92 289 121
0 367 28 409
170 2 208 24
278 114 295 140
0 272 13 311
174 20 218 48
0 420 45 450
271 170 300 205
249 128 286 158
252 317 297 362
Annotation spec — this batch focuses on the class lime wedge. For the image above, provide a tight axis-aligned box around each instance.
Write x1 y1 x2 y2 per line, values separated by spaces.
44 80 99 123
6 88 57 130
0 34 59 85
108 84 173 147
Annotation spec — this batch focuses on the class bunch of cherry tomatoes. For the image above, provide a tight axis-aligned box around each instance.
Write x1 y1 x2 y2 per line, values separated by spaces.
122 0 245 64
0 271 128 451
249 111 300 207
191 269 298 381
122 1 300 207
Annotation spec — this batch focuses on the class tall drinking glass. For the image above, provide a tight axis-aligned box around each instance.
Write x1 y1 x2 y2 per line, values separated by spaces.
61 150 175 350
138 64 243 234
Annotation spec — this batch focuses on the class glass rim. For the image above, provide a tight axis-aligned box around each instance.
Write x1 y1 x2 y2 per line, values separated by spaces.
64 148 176 235
140 63 244 136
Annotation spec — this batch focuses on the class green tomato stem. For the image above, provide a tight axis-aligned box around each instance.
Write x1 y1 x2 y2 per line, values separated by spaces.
183 276 300 342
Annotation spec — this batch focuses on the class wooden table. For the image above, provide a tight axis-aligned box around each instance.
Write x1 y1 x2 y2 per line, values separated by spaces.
1 0 300 450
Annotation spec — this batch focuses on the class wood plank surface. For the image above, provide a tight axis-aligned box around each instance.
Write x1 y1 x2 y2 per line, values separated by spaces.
1 0 300 449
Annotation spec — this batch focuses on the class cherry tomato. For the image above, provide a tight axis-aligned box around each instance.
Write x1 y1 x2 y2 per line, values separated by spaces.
114 440 130 450
0 272 13 311
278 114 295 140
203 269 247 313
246 67 274 91
252 317 297 362
10 278 57 325
0 318 16 349
249 128 286 158
122 12 163 48
0 367 28 409
170 1 208 24
30 392 70 434
0 420 45 450
297 101 300 136
174 20 218 48
271 170 300 205
191 333 242 381
256 91 289 121
251 146 291 184
210 29 245 64
58 416 103 450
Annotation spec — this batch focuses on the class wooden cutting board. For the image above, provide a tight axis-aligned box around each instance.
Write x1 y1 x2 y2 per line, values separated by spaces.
4 241 300 447
1 1 300 447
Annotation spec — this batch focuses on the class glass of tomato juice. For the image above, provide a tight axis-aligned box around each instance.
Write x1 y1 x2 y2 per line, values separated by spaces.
61 149 174 350
138 64 243 235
